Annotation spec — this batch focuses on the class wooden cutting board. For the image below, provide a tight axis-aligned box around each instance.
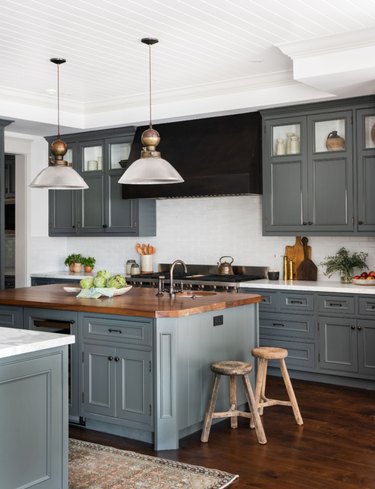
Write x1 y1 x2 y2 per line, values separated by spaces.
285 236 311 280
297 237 318 281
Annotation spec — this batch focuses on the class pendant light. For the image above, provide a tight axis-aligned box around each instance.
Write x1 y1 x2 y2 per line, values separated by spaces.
30 58 88 189
118 38 184 185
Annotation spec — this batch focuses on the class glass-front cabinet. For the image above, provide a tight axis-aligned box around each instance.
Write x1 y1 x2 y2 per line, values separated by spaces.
48 127 156 237
307 111 353 233
262 104 359 235
357 108 375 232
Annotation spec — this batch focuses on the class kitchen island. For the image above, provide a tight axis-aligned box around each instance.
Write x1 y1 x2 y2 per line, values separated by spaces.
0 327 74 489
0 285 261 450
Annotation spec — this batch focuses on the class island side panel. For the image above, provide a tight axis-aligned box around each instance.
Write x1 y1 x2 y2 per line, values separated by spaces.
0 346 69 489
154 303 259 450
154 317 178 451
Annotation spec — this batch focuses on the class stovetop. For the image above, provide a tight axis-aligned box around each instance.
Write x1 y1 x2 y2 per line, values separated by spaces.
126 264 268 290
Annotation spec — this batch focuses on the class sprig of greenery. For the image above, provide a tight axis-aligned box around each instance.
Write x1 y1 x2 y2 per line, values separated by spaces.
321 247 368 277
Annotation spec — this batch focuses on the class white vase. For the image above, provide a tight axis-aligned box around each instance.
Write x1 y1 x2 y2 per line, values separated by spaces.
141 255 153 273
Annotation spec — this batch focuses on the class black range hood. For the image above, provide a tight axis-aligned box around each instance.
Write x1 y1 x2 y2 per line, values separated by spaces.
121 111 262 199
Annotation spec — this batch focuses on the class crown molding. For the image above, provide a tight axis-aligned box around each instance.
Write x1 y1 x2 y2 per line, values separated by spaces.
84 70 294 113
277 27 375 59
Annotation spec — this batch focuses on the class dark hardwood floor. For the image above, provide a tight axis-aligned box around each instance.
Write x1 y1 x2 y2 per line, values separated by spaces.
70 377 375 488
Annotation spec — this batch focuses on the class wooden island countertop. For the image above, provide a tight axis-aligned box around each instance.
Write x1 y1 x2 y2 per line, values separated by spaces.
0 284 261 318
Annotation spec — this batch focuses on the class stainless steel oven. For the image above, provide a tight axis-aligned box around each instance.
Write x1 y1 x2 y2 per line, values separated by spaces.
25 308 79 421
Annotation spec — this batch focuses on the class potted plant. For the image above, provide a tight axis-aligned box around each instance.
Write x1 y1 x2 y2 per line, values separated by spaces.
64 253 83 273
321 247 368 283
82 256 96 273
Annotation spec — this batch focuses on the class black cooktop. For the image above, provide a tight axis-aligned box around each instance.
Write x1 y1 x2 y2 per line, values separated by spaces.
129 272 263 282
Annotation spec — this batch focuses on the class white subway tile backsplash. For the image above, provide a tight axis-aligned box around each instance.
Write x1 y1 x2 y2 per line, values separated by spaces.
37 195 375 281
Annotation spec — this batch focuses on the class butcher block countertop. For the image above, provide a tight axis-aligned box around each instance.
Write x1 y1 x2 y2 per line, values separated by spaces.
0 285 261 318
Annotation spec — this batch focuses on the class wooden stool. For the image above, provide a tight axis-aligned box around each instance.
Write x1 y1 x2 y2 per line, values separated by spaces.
201 360 267 444
250 347 303 427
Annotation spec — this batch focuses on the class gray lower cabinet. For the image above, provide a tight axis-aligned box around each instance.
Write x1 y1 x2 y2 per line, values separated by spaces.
80 314 153 432
262 96 375 236
23 308 80 421
241 287 375 388
0 346 68 489
48 128 156 237
0 305 23 328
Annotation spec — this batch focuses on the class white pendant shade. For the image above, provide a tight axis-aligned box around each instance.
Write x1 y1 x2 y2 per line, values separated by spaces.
30 165 89 189
118 157 184 184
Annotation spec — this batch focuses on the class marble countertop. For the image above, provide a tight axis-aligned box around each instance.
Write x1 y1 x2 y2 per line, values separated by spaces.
239 279 375 295
31 270 96 280
0 327 75 359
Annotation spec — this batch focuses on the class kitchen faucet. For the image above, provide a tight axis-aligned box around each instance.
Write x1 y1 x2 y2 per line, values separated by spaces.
169 259 187 298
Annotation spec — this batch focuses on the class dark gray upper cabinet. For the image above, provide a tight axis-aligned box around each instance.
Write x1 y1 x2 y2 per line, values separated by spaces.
262 96 375 236
48 127 156 237
356 107 375 233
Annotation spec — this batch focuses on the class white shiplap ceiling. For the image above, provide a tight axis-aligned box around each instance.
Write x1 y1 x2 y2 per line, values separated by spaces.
1 0 375 135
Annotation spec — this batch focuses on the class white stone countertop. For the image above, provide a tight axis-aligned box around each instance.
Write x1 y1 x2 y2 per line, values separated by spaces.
239 279 375 295
30 271 125 280
0 327 75 359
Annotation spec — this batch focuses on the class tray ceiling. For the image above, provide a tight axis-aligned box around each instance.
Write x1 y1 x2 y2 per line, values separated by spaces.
1 0 375 134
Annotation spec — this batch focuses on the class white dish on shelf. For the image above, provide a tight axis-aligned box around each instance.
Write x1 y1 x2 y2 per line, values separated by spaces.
352 279 375 286
63 286 132 295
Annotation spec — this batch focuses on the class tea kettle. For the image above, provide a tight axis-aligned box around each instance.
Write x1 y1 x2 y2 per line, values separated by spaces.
217 256 234 275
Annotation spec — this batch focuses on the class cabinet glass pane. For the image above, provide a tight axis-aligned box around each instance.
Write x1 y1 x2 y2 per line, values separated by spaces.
83 146 103 172
272 124 301 156
66 148 73 165
110 142 131 169
314 119 346 152
364 116 375 149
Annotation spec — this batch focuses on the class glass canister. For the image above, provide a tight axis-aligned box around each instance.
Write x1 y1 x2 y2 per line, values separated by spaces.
125 259 136 275
130 262 140 275
275 138 286 155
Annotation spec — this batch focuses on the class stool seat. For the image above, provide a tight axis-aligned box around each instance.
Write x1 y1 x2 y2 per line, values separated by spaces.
252 346 288 360
201 360 267 445
251 346 303 429
211 360 253 376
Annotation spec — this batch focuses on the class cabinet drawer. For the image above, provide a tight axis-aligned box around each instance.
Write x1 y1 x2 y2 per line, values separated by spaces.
0 306 23 329
260 313 315 340
318 295 355 315
247 289 279 312
358 296 375 317
82 315 153 347
259 338 315 370
279 293 314 312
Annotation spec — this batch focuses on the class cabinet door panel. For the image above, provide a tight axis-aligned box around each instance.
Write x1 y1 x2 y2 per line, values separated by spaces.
116 348 152 427
357 155 375 230
309 156 353 230
83 343 116 417
358 319 375 375
79 175 105 232
49 190 76 235
318 316 357 372
267 160 304 227
108 173 137 234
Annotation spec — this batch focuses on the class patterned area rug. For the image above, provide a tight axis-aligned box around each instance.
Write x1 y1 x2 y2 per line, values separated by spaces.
69 438 238 489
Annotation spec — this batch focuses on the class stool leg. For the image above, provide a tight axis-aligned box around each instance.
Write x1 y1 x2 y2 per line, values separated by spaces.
250 357 267 428
229 374 238 429
242 374 267 444
201 373 221 442
259 358 268 415
279 358 303 426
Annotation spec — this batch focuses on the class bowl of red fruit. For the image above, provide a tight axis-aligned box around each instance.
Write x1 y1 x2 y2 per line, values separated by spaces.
352 271 375 285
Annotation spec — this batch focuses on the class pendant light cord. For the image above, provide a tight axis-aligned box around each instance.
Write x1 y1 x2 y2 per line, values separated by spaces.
57 62 60 138
148 43 152 129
